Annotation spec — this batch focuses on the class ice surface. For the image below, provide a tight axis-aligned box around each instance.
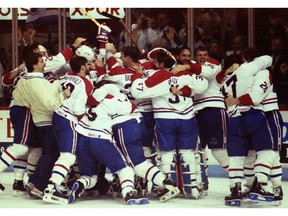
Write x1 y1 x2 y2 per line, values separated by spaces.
0 172 287 216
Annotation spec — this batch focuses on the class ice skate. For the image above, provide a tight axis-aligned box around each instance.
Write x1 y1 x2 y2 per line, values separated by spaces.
124 189 149 205
68 181 85 204
273 186 283 206
248 178 274 202
225 182 242 207
25 182 43 199
241 185 259 204
42 182 68 205
13 180 26 197
158 177 180 202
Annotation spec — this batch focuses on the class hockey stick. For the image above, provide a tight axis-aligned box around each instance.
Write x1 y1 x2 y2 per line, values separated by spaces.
80 8 101 27
101 11 139 49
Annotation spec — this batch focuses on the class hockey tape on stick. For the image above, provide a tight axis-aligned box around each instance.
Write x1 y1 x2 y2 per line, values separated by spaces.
80 8 101 27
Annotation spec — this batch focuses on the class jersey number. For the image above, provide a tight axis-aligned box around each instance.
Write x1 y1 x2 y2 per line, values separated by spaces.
221 74 237 98
61 82 75 94
87 108 97 121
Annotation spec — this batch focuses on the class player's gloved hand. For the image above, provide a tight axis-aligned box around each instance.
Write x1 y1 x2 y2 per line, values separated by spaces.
98 22 111 35
96 23 111 43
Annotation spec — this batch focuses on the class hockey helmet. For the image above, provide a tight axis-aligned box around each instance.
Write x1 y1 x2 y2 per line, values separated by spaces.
76 45 95 62
38 45 48 57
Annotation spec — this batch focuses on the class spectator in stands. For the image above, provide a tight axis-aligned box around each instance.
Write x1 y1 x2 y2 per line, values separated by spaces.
208 39 224 63
178 11 188 47
18 24 36 65
131 12 157 54
152 10 179 50
269 36 288 106
223 34 246 69
178 10 204 49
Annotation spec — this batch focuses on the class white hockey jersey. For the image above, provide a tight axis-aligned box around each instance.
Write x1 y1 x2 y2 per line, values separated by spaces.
54 74 93 123
105 54 154 112
131 68 208 119
192 61 225 111
75 84 137 139
91 83 141 126
220 55 273 117
236 69 278 112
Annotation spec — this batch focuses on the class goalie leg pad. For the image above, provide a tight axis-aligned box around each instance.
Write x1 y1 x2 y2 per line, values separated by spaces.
196 148 209 193
160 150 177 184
179 149 202 199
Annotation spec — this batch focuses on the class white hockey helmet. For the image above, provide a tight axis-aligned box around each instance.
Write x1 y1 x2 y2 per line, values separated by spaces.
38 45 48 57
75 45 95 62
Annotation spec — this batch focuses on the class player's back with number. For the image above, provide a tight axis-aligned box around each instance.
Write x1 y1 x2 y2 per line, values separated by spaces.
55 74 93 122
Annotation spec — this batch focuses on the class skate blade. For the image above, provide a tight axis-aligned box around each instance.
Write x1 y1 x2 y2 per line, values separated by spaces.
138 198 149 205
126 198 149 205
248 193 274 202
225 200 241 207
159 187 180 203
242 197 259 204
42 194 68 205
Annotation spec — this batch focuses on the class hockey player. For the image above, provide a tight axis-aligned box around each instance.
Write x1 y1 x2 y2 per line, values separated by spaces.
0 57 39 196
225 48 284 205
131 49 208 199
69 82 150 205
193 46 229 174
75 44 107 87
218 49 276 206
0 39 84 196
42 55 94 204
172 46 229 194
105 44 155 159
92 81 181 202
104 44 156 193
75 44 112 196
11 52 71 199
